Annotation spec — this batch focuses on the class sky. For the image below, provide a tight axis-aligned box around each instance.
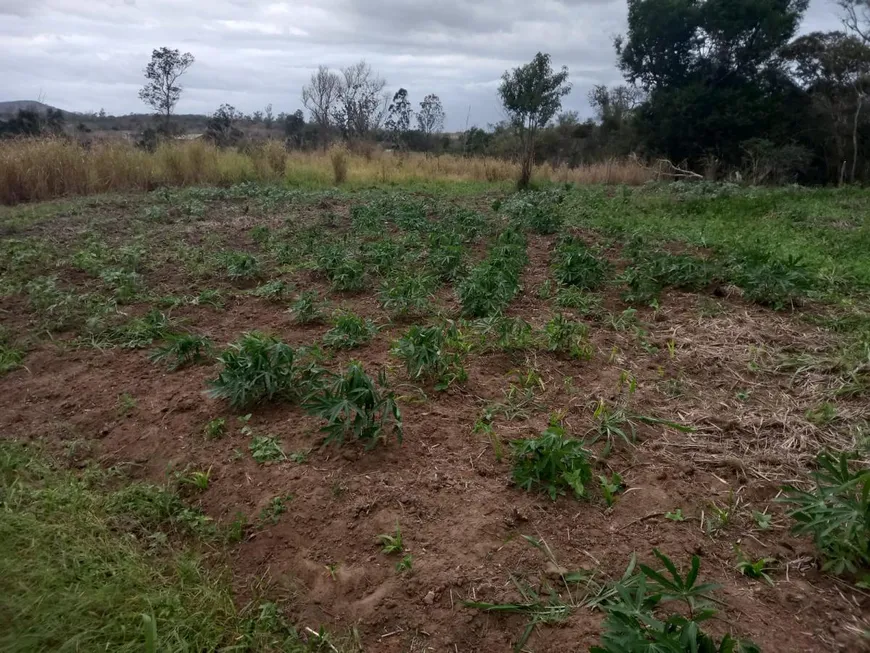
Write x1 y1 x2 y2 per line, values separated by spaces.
0 0 846 130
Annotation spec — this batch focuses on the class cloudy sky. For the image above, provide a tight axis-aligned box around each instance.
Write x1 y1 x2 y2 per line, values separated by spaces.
1 0 844 129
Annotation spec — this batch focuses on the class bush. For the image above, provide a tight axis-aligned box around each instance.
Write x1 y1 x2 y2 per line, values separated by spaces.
544 313 592 359
221 251 261 280
288 291 324 325
392 324 467 390
728 251 813 310
378 272 435 317
207 332 316 408
458 228 527 317
552 238 609 290
304 362 402 448
322 312 378 349
329 146 348 184
511 424 593 500
500 189 565 234
621 251 722 304
780 451 870 577
150 333 213 370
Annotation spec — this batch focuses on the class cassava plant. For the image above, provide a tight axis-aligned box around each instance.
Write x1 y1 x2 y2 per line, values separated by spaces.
392 323 468 390
511 423 593 500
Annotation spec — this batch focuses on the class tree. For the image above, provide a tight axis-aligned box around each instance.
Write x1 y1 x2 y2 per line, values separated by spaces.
264 104 274 130
283 110 306 148
252 110 264 123
334 61 388 139
417 94 446 136
302 65 340 147
385 88 413 148
615 0 809 169
138 47 195 132
498 52 571 188
784 31 870 182
204 104 243 146
839 0 870 43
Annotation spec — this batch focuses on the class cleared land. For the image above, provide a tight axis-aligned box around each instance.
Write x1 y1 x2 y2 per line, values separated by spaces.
1 183 868 652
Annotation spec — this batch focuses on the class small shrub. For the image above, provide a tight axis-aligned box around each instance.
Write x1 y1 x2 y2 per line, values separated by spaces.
304 361 402 448
288 291 324 325
378 272 435 317
555 287 603 317
729 251 813 310
106 310 174 349
150 333 212 370
552 238 609 290
377 521 404 555
316 247 367 292
472 316 536 352
322 312 378 350
392 324 467 390
780 451 870 576
511 424 593 500
203 417 227 440
501 189 565 234
221 251 261 280
250 279 291 301
591 551 759 653
544 313 592 360
207 332 313 408
457 262 519 317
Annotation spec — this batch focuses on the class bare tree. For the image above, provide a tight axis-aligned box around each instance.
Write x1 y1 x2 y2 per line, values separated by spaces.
138 47 195 132
417 94 446 136
334 61 388 139
837 1 870 181
302 65 340 146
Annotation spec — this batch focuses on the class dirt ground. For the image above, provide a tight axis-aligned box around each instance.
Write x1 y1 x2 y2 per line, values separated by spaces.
1 191 868 652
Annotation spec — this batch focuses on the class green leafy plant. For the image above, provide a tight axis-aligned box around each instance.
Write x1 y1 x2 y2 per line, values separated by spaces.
288 291 324 325
249 435 285 464
150 333 213 370
377 521 404 555
316 246 366 291
322 312 378 350
665 509 685 522
396 554 413 573
250 279 291 301
599 472 624 507
544 313 592 359
780 451 870 576
258 495 292 525
392 324 467 390
729 251 813 310
511 424 593 500
179 468 211 492
221 251 261 280
552 237 609 290
378 272 435 317
734 549 776 586
458 229 526 317
207 332 315 409
590 551 759 653
304 361 402 449
203 417 227 440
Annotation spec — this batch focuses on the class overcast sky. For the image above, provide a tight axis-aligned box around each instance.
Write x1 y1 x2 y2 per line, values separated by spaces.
0 0 845 130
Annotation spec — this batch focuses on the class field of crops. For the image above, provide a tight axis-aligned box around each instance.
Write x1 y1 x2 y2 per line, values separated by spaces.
1 182 868 652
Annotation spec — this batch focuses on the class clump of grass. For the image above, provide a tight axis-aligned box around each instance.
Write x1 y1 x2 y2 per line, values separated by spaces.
322 312 378 350
220 251 261 280
0 328 25 376
544 313 592 359
304 361 402 449
315 246 367 292
780 451 870 577
511 423 593 500
249 435 286 464
378 272 435 317
150 333 213 370
249 279 291 301
203 417 227 440
329 145 349 184
377 521 404 555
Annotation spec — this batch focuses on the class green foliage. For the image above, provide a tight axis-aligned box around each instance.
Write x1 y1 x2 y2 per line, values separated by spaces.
103 310 174 349
729 251 813 309
207 332 316 409
377 522 404 555
316 245 366 291
304 361 402 449
552 237 609 290
780 451 870 576
589 399 637 456
472 316 536 352
734 551 776 586
591 550 758 653
0 329 24 376
250 279 291 301
458 228 527 317
288 291 324 325
621 250 721 304
378 272 435 317
322 312 378 349
554 286 603 316
392 324 467 390
600 472 624 507
258 495 292 525
501 189 565 234
221 251 261 280
203 417 227 440
511 424 593 500
249 435 285 463
544 313 592 359
150 333 213 370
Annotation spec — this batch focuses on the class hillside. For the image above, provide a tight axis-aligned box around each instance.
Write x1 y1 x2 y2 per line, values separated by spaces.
0 100 64 116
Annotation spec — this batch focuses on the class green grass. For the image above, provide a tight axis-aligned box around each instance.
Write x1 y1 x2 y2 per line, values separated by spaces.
0 441 344 652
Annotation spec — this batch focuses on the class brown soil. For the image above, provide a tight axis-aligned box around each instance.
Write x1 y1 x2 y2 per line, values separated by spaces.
1 193 867 653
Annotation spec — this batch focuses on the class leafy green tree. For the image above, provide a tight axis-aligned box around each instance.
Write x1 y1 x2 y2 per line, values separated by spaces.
498 52 571 188
616 0 809 169
204 104 243 146
138 47 195 132
385 88 413 148
417 94 446 136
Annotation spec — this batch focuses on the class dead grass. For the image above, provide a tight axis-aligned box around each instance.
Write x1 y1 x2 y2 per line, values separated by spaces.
0 137 654 205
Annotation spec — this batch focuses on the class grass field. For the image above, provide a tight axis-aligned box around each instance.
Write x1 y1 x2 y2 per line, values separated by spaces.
1 181 868 652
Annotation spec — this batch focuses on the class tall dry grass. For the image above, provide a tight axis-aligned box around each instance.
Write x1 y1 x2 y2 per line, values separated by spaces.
0 138 654 205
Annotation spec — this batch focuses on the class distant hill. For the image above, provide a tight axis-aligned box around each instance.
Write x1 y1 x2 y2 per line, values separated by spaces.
0 101 65 116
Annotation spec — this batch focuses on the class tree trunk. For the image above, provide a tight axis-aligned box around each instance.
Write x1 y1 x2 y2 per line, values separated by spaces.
851 95 863 184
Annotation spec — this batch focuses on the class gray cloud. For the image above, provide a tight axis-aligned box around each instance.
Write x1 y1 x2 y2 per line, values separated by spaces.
0 0 845 129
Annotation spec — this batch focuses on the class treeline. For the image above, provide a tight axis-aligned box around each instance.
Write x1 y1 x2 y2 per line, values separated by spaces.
4 0 870 185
